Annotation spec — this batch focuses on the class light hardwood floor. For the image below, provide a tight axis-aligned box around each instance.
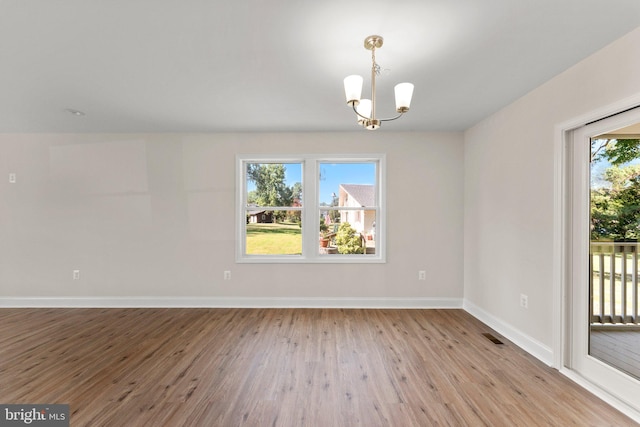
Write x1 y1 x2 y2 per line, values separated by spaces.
0 308 637 426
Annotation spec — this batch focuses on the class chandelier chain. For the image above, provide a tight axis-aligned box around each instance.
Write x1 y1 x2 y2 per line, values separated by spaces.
371 46 381 76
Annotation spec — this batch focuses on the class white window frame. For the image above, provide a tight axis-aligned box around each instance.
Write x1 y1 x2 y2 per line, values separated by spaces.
236 153 386 263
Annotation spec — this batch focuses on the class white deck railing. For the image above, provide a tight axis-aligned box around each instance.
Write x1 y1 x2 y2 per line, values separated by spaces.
590 242 640 324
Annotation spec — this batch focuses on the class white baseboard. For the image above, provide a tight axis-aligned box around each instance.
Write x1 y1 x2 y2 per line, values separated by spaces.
463 299 554 366
0 296 463 309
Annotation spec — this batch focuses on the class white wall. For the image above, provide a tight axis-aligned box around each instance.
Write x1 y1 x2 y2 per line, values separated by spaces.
464 27 640 348
0 132 464 303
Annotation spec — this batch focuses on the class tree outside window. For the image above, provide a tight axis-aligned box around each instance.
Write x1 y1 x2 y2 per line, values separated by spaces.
237 155 385 263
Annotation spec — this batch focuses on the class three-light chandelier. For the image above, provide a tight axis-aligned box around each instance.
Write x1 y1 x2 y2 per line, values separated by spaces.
344 35 414 130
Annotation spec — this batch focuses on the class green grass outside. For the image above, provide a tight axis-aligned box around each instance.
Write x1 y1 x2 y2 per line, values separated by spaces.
246 222 302 255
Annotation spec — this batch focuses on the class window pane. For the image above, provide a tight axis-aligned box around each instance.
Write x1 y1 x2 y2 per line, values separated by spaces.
246 214 302 255
319 162 376 207
246 163 302 207
238 155 384 263
319 162 377 256
320 209 376 255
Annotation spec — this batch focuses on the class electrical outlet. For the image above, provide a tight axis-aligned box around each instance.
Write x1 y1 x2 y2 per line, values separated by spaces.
520 294 528 309
9 173 16 183
418 270 426 280
73 270 80 280
224 270 231 281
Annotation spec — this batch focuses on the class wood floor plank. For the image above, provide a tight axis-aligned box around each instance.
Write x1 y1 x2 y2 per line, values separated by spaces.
0 308 637 426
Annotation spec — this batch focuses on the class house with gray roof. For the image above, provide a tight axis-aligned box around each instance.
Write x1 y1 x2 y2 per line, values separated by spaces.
338 184 376 236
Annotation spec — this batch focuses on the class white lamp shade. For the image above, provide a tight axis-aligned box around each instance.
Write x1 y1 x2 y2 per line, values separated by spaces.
344 75 364 105
356 99 372 124
394 82 414 112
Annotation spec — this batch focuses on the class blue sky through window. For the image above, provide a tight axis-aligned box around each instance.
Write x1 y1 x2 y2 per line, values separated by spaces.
246 162 375 205
319 163 375 205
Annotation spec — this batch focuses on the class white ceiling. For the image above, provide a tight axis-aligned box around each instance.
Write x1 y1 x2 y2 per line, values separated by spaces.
2 0 640 133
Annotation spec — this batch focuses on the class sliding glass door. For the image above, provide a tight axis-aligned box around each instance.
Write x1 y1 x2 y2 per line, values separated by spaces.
570 109 640 412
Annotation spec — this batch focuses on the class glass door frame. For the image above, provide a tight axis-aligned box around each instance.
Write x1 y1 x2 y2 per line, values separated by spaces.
568 109 640 412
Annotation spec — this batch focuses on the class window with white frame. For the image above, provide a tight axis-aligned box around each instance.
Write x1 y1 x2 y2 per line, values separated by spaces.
236 154 385 263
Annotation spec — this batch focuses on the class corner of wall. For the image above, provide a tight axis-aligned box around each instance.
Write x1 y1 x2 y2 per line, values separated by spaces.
463 299 554 366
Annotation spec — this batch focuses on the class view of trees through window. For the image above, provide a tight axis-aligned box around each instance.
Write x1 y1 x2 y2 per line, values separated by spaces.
591 137 640 241
243 160 378 257
245 163 303 255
